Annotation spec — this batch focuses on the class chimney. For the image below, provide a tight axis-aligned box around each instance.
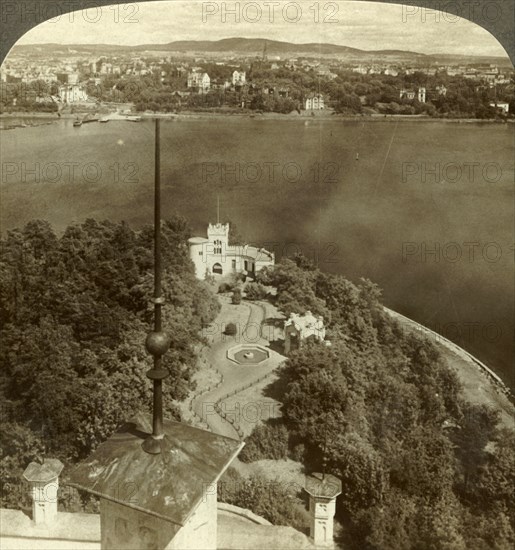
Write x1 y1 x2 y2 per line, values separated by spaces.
23 458 64 526
304 473 342 548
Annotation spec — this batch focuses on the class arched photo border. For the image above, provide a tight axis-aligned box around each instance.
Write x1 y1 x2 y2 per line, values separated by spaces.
0 0 513 65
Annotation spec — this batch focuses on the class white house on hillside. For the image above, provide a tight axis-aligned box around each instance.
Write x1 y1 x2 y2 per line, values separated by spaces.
58 84 88 103
187 71 210 93
305 94 324 110
188 223 274 280
232 70 246 86
284 311 326 353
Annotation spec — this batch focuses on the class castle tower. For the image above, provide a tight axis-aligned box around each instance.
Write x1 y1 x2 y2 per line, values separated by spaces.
418 87 426 103
207 222 229 248
304 473 342 548
23 459 64 526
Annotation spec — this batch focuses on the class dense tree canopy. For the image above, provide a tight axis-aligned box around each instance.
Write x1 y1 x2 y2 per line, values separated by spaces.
250 255 515 548
0 217 219 507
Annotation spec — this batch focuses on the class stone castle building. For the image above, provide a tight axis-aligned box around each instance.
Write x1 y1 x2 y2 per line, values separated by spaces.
188 223 275 280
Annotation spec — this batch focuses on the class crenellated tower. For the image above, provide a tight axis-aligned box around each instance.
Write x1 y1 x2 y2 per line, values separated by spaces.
207 223 229 251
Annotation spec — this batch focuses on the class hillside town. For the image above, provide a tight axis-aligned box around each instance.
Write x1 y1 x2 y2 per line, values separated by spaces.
1 41 513 118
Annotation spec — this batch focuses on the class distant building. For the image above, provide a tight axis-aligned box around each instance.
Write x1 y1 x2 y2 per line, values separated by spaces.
188 71 210 93
316 68 338 80
58 84 88 103
464 69 478 79
435 85 447 96
188 223 274 280
384 67 399 77
399 89 416 100
232 70 246 86
490 102 510 113
352 66 368 75
284 311 326 354
399 87 426 103
305 93 324 110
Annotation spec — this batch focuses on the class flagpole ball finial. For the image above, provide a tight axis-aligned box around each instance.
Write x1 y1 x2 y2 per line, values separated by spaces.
145 331 171 357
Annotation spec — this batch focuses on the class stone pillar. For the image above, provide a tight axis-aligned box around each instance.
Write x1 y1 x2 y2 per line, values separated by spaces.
23 458 64 526
304 473 342 548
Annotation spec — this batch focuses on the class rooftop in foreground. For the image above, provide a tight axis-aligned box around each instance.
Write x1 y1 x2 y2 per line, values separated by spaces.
67 412 243 526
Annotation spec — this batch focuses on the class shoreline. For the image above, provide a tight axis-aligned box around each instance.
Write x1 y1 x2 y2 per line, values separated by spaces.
385 307 514 428
0 110 512 124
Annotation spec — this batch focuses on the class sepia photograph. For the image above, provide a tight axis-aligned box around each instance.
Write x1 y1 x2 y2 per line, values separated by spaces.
0 1 514 549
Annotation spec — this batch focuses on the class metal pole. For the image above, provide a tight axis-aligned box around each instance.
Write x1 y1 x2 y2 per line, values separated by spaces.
142 119 170 455
155 118 162 320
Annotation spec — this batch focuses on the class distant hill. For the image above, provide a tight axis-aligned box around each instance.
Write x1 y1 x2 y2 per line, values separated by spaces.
136 38 374 56
12 38 511 66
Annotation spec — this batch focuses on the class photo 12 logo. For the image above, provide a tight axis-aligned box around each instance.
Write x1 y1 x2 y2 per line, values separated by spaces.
401 241 512 263
200 161 341 186
202 400 281 424
201 2 340 24
1 162 139 184
201 477 303 502
401 2 504 24
402 162 503 185
1 2 139 24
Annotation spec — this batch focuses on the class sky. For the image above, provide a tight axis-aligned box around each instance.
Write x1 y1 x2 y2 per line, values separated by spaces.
16 0 508 57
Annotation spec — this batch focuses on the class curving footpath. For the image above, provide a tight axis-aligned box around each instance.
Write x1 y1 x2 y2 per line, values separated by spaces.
191 297 286 440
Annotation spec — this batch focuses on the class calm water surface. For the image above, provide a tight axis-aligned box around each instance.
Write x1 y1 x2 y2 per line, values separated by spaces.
1 117 513 389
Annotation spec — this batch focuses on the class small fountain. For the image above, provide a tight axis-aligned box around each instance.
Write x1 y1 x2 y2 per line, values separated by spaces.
227 344 270 365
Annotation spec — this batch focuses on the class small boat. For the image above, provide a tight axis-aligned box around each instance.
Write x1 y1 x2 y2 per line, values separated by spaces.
125 115 142 122
73 119 82 127
99 117 109 123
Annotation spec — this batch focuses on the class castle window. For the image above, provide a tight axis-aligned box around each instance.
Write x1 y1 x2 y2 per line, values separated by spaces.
199 251 203 256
